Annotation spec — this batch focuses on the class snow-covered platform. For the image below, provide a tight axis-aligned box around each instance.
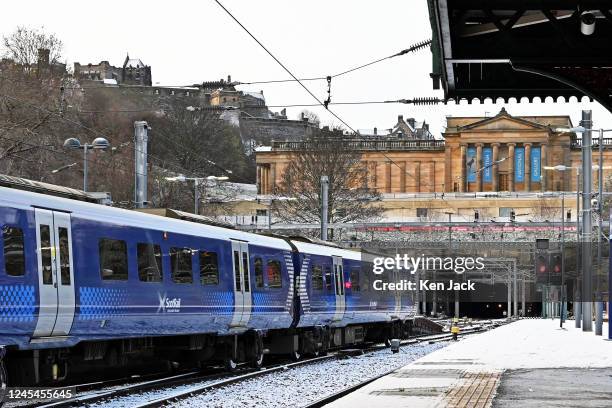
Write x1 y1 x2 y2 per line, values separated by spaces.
325 319 611 408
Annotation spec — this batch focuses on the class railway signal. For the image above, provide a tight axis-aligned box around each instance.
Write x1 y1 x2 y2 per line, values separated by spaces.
535 253 549 284
549 252 562 286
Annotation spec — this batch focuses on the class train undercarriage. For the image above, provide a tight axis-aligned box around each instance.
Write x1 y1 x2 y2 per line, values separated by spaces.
3 319 419 386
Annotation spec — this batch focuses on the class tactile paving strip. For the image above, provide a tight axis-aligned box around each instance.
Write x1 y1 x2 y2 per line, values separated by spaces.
391 368 466 378
443 372 502 408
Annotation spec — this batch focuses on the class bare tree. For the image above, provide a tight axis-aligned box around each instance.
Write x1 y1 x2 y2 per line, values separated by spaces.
273 129 383 229
297 109 320 126
3 26 63 66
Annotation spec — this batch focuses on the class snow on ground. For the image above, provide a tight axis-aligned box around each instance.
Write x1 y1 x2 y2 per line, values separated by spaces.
86 375 230 408
414 319 612 370
174 343 447 408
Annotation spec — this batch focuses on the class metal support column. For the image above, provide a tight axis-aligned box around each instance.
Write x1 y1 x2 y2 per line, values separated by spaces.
134 121 149 208
320 176 329 241
595 129 604 335
513 262 518 318
581 110 593 332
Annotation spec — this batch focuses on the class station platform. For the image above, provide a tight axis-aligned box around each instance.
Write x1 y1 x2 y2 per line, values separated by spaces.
325 319 611 408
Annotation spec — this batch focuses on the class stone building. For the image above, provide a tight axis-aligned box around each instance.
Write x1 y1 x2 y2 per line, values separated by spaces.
73 54 152 86
74 69 316 148
256 108 612 195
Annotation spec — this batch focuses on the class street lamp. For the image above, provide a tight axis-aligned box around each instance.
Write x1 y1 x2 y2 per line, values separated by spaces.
63 137 110 191
165 175 229 215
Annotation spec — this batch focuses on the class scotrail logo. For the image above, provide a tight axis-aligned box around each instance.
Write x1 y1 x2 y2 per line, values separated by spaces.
157 293 182 313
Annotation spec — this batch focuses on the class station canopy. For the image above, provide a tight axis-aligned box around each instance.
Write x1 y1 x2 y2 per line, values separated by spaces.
427 1 612 111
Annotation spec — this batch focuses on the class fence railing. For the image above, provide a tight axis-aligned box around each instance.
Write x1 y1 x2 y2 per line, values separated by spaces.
271 139 445 151
571 137 612 148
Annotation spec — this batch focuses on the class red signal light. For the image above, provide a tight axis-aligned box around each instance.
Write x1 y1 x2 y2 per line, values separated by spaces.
344 281 352 290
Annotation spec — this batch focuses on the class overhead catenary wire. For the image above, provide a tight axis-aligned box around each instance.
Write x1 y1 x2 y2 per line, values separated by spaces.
68 97 444 113
212 0 441 191
212 0 357 133
57 39 431 90
236 39 432 85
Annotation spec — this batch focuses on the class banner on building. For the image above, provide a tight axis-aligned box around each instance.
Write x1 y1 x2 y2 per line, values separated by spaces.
531 146 541 182
483 147 492 183
467 147 477 183
515 147 525 182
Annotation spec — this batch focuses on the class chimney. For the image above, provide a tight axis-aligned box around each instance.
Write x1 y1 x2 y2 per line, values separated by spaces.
260 90 264 95
407 118 416 128
37 48 50 67
398 114 404 123
373 127 378 135
227 74 232 83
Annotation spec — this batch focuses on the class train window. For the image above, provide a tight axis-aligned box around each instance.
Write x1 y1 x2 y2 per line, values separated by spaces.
267 259 282 288
311 264 323 291
170 247 193 284
233 250 241 290
350 267 360 292
254 257 264 288
323 265 332 291
58 227 71 285
199 251 219 285
137 243 163 282
242 252 250 292
99 239 128 281
2 226 25 277
40 225 53 284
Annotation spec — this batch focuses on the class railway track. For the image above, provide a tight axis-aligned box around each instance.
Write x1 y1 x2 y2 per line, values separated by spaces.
303 321 510 408
18 323 497 408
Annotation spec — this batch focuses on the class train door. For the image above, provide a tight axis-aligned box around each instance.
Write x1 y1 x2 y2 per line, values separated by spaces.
230 240 252 327
33 209 76 337
332 256 345 322
393 268 401 316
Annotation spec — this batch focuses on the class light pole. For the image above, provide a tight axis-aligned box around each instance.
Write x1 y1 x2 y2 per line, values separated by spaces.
165 175 229 215
63 137 110 192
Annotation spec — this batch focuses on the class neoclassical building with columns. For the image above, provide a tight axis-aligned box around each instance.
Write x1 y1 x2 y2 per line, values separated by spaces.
256 108 612 195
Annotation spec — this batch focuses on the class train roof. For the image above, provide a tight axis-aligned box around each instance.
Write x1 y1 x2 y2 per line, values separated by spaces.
0 186 292 251
290 240 362 261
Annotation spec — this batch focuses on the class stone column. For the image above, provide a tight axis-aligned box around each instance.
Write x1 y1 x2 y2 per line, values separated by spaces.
508 143 515 192
492 143 500 192
270 163 277 194
386 161 392 193
262 166 269 195
540 144 547 191
400 161 407 193
415 162 421 193
476 143 483 192
445 147 452 193
460 144 467 192
369 161 377 191
524 143 532 192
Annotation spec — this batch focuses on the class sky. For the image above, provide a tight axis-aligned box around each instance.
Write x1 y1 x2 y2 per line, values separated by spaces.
3 0 611 137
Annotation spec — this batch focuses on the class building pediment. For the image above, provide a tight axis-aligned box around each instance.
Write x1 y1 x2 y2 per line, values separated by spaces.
459 109 549 132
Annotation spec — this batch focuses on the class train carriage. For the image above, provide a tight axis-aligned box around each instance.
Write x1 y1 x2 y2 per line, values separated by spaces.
0 185 414 385
293 241 415 349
